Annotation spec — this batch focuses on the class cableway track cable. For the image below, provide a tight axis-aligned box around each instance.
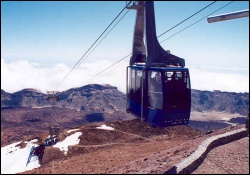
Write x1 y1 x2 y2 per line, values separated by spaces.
160 1 234 43
81 1 235 84
55 1 132 91
157 1 217 38
55 1 235 88
74 9 131 73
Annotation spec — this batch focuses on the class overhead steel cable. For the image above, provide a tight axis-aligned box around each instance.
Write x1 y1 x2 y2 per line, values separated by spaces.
99 58 130 78
58 1 235 88
160 1 234 43
82 53 131 84
80 2 221 84
55 1 132 90
157 1 217 38
75 8 131 71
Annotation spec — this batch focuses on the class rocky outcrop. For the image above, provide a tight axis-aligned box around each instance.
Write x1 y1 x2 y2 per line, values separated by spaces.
1 88 48 108
57 84 125 113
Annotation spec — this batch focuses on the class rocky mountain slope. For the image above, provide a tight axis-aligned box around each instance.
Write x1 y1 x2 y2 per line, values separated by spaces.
1 84 248 146
1 84 248 174
1 84 249 115
1 84 126 114
191 89 249 116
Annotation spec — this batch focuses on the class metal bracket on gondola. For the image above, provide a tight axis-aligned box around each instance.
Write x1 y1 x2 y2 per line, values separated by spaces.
126 1 185 68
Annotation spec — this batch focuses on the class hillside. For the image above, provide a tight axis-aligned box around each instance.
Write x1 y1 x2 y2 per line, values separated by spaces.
1 84 248 146
1 84 249 174
1 84 126 113
10 120 247 174
191 89 249 116
1 84 249 115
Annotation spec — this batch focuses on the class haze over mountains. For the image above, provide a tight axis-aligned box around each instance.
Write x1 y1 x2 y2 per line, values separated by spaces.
1 84 249 116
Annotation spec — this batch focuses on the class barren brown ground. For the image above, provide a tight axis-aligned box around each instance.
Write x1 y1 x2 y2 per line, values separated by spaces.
18 117 246 174
192 137 249 174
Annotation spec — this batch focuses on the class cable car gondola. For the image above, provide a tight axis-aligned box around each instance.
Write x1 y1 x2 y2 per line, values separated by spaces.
126 1 191 127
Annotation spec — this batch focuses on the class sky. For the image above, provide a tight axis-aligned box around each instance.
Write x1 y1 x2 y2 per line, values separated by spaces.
1 1 249 94
1 124 114 174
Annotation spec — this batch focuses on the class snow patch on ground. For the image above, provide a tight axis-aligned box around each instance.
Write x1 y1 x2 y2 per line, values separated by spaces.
67 128 80 133
96 124 114 130
1 139 40 174
53 132 82 154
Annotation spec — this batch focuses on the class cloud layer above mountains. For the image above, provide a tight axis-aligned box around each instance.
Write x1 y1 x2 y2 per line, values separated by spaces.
1 58 249 94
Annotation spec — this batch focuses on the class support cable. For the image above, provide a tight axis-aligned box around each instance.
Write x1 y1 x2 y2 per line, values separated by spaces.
157 1 217 38
56 1 235 87
74 9 131 72
55 1 132 90
160 1 234 43
82 2 230 83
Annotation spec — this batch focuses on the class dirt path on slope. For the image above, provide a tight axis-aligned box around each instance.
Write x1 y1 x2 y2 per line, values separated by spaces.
20 120 245 174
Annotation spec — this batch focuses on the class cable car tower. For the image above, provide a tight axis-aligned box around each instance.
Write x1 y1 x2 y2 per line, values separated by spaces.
47 91 60 143
126 1 191 127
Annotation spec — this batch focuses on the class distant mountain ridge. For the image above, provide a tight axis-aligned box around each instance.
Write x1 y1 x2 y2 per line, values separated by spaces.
1 84 126 114
1 84 249 115
191 89 249 116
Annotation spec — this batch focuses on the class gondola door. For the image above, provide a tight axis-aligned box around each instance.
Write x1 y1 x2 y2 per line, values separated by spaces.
126 66 143 118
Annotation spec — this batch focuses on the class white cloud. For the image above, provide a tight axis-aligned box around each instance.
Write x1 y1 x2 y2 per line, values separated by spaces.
189 67 249 93
1 58 249 94
1 58 128 93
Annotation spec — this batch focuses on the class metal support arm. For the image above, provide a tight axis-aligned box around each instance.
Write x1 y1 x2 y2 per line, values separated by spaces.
127 1 185 67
